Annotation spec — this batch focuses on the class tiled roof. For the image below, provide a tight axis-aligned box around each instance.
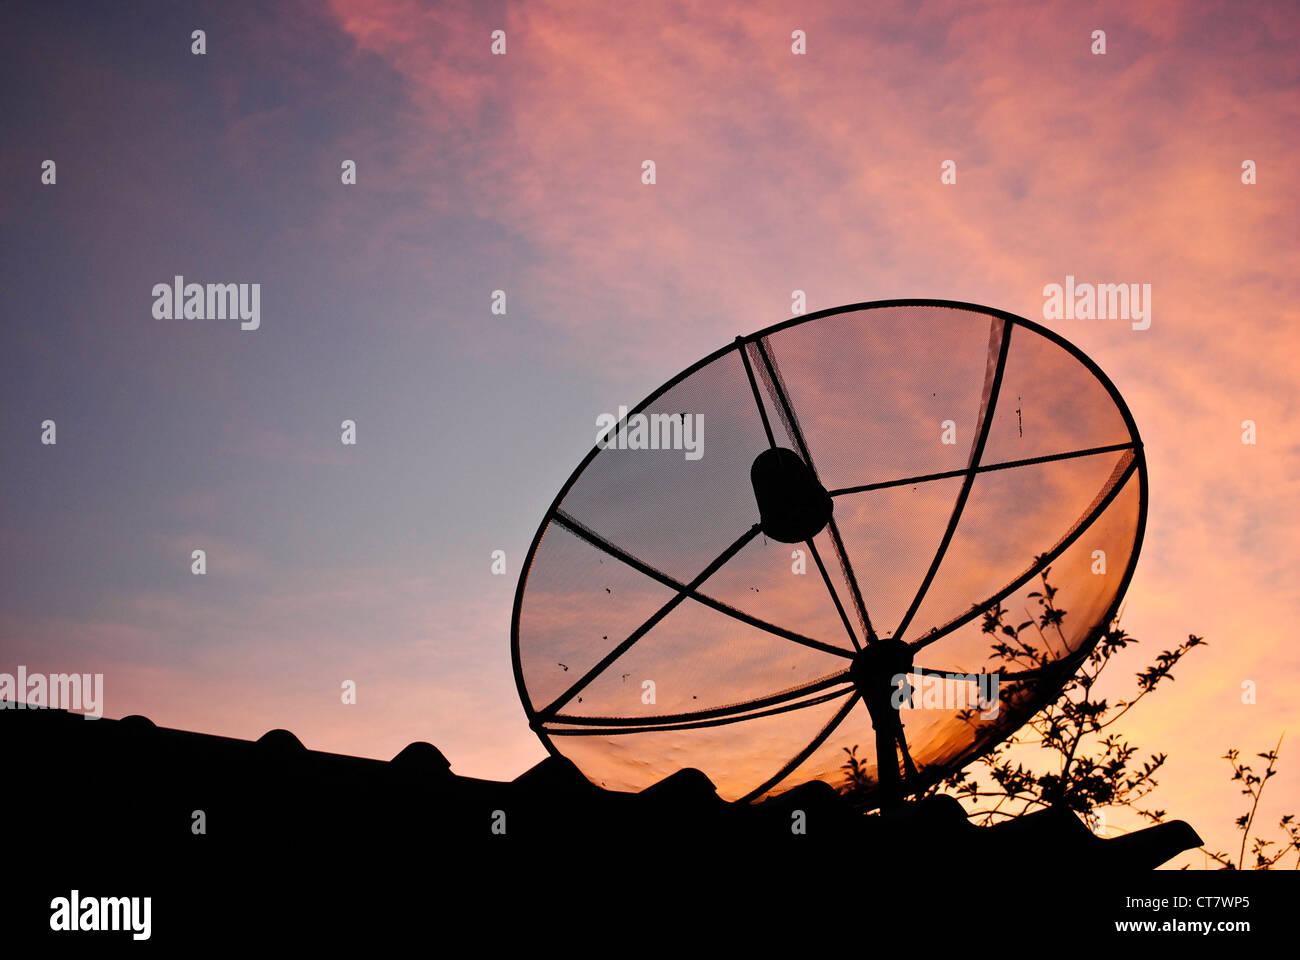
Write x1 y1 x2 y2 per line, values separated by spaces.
6 703 1200 871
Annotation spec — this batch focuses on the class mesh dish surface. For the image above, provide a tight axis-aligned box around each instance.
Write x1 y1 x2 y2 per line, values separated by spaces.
512 301 1146 804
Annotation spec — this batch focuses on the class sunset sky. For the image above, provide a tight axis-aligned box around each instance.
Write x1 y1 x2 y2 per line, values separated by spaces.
1 0 1296 868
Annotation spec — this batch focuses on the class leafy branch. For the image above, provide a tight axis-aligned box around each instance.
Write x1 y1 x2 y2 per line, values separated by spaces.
839 568 1204 830
1202 737 1299 870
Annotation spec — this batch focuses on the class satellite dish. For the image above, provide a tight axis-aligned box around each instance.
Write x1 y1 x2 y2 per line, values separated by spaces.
512 300 1146 807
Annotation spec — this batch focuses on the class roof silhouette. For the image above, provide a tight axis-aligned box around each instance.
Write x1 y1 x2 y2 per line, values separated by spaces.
7 703 1198 867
